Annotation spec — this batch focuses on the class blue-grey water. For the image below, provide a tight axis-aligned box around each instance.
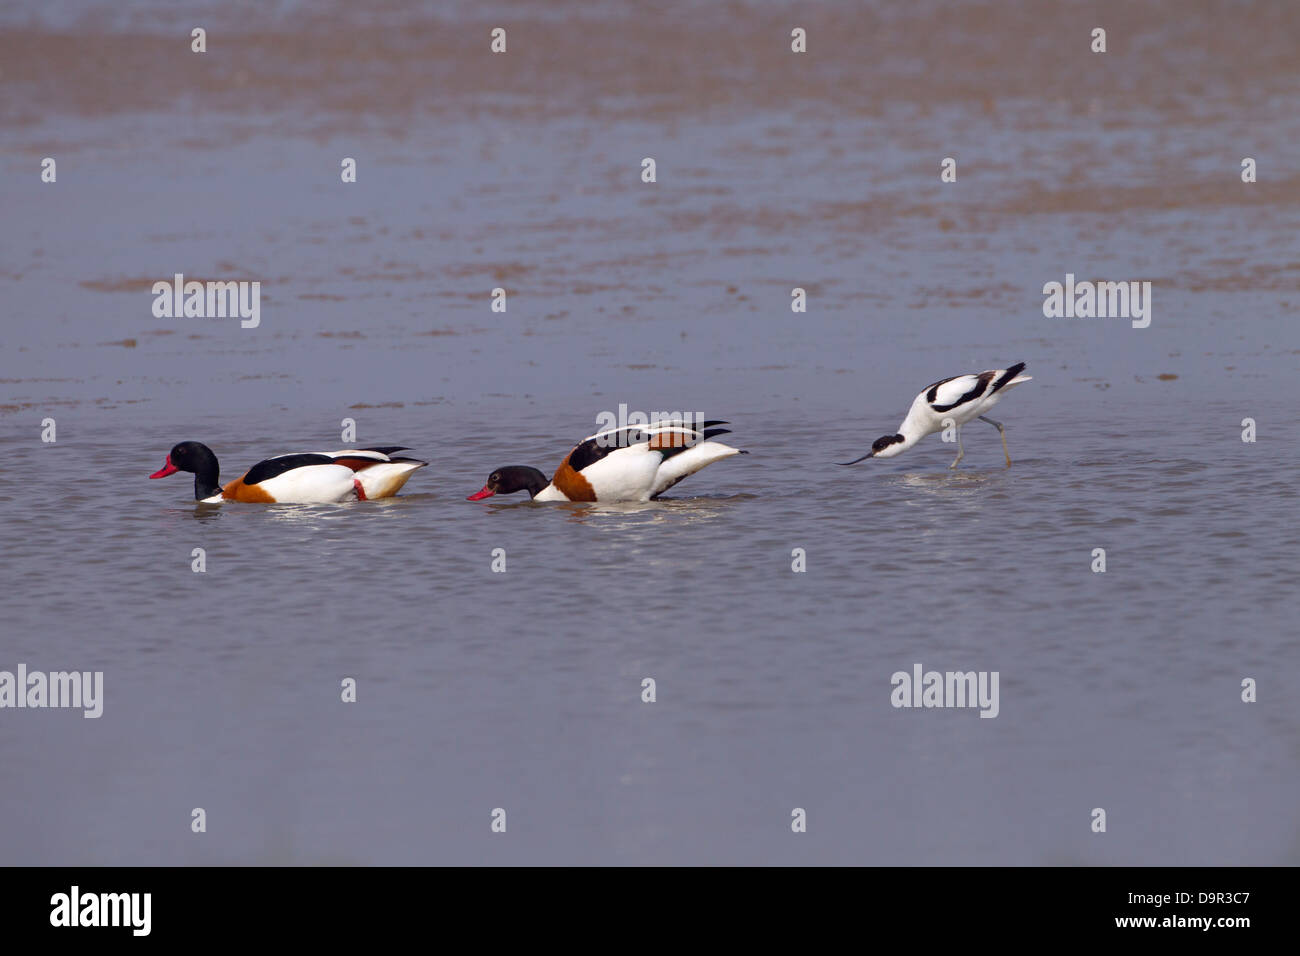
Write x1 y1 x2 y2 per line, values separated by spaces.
1 0 1298 865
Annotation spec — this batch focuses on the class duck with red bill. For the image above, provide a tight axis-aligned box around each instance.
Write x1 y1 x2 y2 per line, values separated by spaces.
149 440 427 503
467 466 549 501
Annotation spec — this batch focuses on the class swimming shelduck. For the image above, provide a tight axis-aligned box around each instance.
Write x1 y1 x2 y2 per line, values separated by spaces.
468 419 745 503
839 362 1032 469
149 441 427 503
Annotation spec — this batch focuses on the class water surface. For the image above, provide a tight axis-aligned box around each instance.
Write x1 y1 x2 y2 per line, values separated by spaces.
1 0 1297 865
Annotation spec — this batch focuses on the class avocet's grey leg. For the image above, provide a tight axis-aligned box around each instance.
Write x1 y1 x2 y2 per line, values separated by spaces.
979 415 1011 466
949 427 964 469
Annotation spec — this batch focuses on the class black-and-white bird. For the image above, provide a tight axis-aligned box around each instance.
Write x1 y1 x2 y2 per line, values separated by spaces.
839 363 1032 468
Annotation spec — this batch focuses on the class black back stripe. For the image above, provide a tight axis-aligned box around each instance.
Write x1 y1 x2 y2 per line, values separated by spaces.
568 434 626 472
243 453 337 486
925 376 958 404
568 429 670 471
568 424 728 472
930 371 994 413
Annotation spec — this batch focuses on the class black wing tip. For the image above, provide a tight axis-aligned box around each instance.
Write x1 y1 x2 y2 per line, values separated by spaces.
991 362 1028 393
360 445 410 455
701 427 731 441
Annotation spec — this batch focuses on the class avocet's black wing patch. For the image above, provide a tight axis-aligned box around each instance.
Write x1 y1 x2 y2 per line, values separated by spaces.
928 371 994 413
923 375 959 403
243 453 336 486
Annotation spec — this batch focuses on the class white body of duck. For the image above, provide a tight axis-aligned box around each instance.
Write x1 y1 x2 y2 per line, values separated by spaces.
150 442 427 503
468 419 745 503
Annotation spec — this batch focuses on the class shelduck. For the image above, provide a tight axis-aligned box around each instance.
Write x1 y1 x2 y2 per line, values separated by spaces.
468 419 745 503
839 362 1032 469
149 441 427 503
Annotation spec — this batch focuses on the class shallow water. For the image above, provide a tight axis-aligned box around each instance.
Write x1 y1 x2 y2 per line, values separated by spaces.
2 0 1298 864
